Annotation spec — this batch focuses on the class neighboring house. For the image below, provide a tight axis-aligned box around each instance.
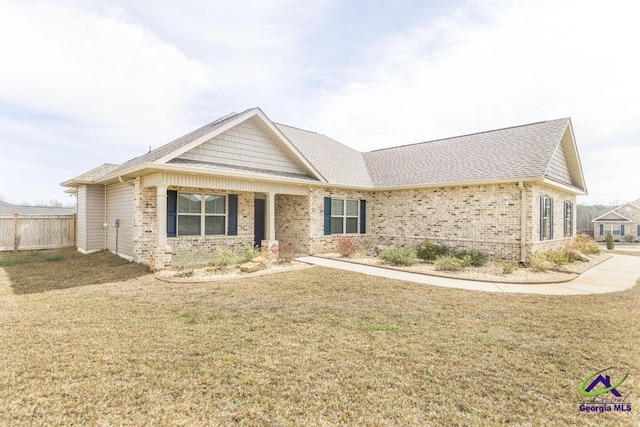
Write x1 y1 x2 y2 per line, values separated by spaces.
61 108 587 270
0 200 75 216
592 199 640 242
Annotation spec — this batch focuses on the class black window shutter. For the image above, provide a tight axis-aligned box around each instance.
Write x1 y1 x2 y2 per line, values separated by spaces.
359 200 366 234
540 196 545 241
324 197 331 235
621 224 625 236
167 190 177 237
564 201 568 237
549 198 554 239
228 194 238 236
600 224 604 235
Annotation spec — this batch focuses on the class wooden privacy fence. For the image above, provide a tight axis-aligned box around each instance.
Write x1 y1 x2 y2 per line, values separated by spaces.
0 214 76 251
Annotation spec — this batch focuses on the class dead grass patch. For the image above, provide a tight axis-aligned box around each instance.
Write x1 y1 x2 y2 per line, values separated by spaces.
0 251 638 425
0 248 149 294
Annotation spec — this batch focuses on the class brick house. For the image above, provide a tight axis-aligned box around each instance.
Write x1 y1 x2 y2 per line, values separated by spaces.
61 108 587 269
592 200 640 242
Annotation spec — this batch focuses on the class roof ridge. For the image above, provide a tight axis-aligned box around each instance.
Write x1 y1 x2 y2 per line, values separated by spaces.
274 122 321 135
366 118 569 153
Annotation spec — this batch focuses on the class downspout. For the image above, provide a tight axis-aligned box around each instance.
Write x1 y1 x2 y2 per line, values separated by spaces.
518 181 526 264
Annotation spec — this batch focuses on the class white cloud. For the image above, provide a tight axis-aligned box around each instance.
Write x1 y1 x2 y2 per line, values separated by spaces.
305 0 640 204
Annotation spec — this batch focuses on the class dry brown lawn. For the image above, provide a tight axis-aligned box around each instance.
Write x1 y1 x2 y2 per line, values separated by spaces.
1 248 638 426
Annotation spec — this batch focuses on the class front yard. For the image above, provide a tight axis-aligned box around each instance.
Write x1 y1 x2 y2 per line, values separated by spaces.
0 248 638 425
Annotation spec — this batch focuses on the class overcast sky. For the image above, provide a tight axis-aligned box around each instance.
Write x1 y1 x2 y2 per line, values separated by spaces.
1 0 638 206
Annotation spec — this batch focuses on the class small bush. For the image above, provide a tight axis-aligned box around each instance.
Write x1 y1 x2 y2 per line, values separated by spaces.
453 250 488 267
379 247 417 266
241 245 262 263
336 237 358 257
277 242 298 264
543 250 569 267
571 233 600 255
416 240 447 262
530 253 554 272
209 247 238 268
501 261 519 275
434 255 466 272
605 232 615 250
624 235 635 243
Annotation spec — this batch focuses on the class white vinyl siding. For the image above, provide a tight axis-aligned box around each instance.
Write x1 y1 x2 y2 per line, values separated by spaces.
86 185 106 251
106 182 134 257
178 118 307 175
76 186 87 251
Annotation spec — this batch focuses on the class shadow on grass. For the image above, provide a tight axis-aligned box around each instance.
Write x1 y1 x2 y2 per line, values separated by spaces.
0 248 150 295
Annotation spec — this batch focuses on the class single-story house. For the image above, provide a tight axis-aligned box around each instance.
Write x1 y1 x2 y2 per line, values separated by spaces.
61 107 587 270
592 199 640 242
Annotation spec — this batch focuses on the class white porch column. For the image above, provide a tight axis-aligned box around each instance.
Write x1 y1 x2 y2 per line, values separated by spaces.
266 192 276 241
157 186 168 247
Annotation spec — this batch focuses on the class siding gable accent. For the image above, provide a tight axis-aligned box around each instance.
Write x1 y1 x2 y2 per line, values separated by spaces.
167 190 177 238
324 197 331 235
546 141 573 186
228 194 238 236
178 118 310 177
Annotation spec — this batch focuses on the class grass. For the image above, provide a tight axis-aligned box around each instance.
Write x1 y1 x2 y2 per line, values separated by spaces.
0 249 639 425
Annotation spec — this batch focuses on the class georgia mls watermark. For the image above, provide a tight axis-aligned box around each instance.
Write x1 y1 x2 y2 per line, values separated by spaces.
579 367 633 413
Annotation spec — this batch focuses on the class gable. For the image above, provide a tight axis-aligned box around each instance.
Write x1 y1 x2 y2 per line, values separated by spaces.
544 123 586 192
177 117 309 176
593 211 632 222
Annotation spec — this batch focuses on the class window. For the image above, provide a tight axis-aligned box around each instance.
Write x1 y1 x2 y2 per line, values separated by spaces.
564 201 573 237
177 192 226 236
602 224 621 236
330 199 359 234
540 196 554 240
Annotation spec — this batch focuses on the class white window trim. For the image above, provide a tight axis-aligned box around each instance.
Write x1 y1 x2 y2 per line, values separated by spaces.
331 198 360 235
177 192 227 237
603 224 621 236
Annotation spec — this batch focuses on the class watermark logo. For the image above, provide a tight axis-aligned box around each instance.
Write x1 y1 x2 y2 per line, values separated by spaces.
579 367 632 413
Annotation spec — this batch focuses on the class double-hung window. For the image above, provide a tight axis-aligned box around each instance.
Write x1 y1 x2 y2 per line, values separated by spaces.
331 199 359 234
540 196 554 240
602 224 621 236
177 192 226 236
563 200 573 237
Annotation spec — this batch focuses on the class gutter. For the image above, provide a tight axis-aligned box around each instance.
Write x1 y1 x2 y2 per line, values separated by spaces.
518 181 526 264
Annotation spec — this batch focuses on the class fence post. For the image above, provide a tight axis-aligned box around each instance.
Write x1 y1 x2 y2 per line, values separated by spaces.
13 213 19 252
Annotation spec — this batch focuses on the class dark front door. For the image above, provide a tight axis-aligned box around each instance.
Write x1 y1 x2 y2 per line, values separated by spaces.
254 199 265 247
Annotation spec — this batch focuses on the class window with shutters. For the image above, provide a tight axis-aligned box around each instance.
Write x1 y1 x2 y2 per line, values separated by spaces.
602 224 621 236
177 192 226 236
564 201 574 237
330 199 359 234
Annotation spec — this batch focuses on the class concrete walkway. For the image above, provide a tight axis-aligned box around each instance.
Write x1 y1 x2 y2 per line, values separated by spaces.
295 254 640 295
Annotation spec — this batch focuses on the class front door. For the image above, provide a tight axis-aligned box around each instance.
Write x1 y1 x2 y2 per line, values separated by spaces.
254 199 265 247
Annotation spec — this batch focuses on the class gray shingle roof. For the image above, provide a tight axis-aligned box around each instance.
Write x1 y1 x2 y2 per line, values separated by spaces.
362 118 570 187
275 123 373 187
67 163 121 183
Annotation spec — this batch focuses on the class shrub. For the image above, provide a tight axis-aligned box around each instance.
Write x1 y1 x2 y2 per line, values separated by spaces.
416 240 447 263
543 250 569 267
624 235 635 243
241 245 262 263
277 242 298 263
605 232 615 250
453 250 488 267
379 247 417 266
336 237 358 257
530 253 554 272
571 233 600 255
209 247 238 268
434 255 466 272
501 261 519 275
